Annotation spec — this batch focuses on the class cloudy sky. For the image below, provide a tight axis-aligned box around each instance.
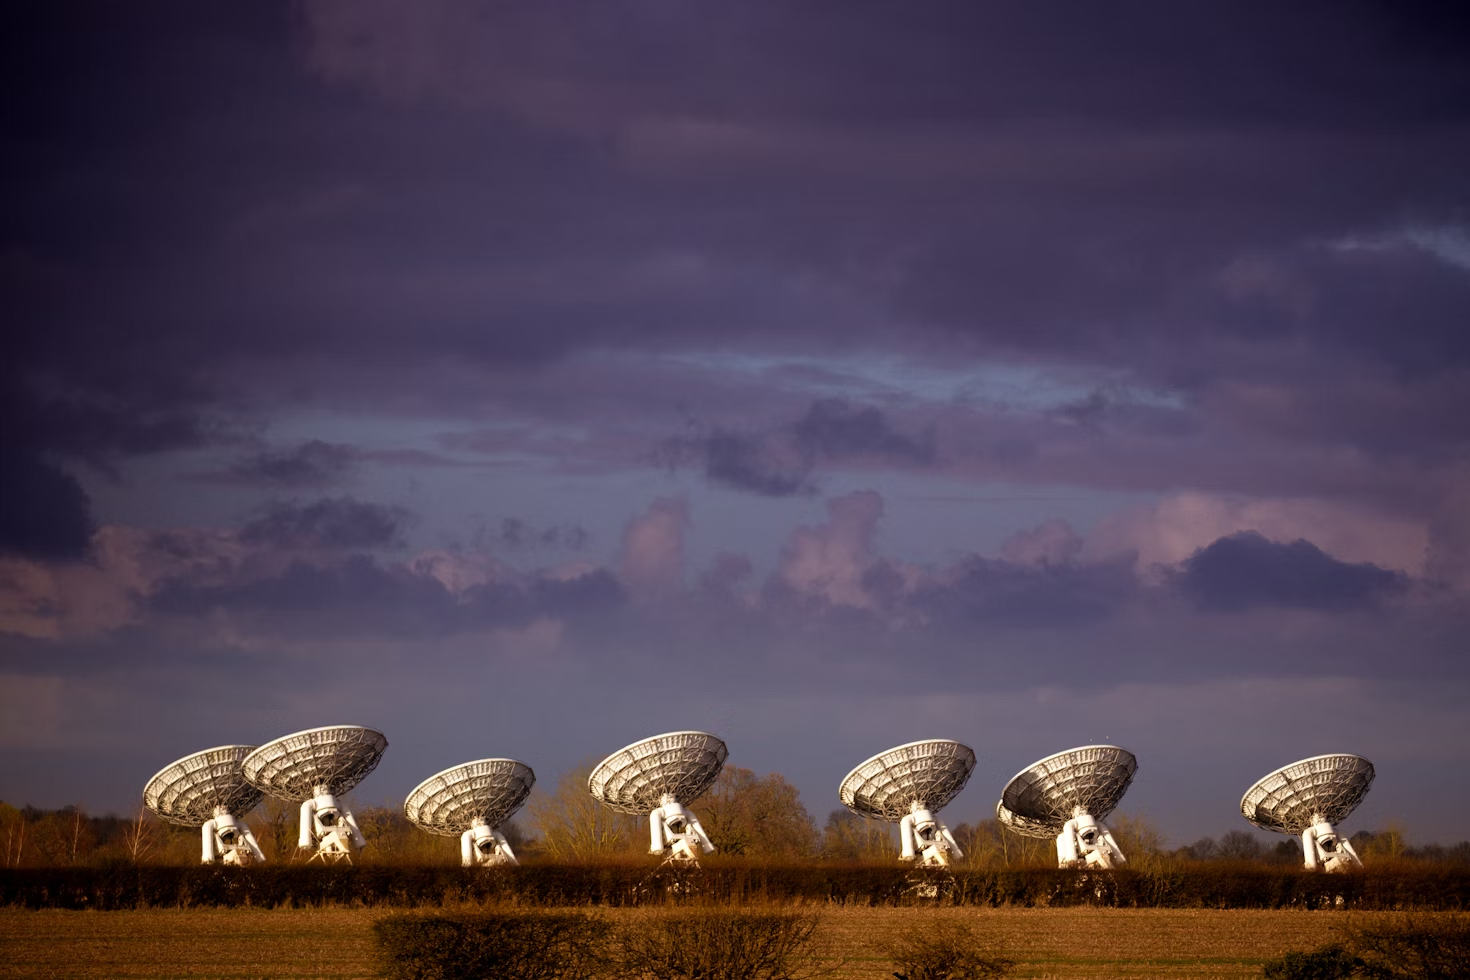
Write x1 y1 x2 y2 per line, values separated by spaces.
4 1 1469 845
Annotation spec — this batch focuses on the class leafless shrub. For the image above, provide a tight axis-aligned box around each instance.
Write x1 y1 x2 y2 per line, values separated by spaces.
1348 912 1470 979
1260 945 1363 979
882 920 1014 980
618 908 823 980
374 909 610 980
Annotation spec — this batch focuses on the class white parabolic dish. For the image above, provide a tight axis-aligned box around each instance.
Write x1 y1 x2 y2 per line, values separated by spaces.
404 759 535 837
241 725 389 802
839 739 976 821
144 745 264 827
588 731 728 815
997 745 1137 836
1241 754 1375 835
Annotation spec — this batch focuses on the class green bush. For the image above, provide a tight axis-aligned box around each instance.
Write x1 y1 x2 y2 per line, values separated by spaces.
617 908 821 980
373 909 609 980
1261 946 1363 980
883 919 1013 980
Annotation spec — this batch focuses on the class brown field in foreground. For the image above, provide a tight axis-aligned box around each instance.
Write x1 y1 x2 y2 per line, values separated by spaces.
0 905 1413 980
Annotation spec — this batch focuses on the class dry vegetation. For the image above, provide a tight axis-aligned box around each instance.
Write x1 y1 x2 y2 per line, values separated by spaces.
5 774 1466 872
0 905 1432 980
5 775 1468 978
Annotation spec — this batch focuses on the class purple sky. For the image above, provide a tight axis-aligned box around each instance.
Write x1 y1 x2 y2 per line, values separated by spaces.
4 2 1469 846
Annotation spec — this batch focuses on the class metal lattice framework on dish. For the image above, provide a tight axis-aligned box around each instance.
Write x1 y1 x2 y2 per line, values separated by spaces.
839 740 976 821
242 725 389 802
404 759 536 837
998 745 1137 833
144 745 264 826
994 801 1059 839
1241 754 1375 835
588 731 727 814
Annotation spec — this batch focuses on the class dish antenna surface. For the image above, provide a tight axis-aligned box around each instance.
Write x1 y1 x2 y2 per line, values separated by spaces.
588 731 726 864
1241 754 1374 873
997 745 1137 869
144 745 266 865
405 758 535 867
242 725 388 863
839 740 975 867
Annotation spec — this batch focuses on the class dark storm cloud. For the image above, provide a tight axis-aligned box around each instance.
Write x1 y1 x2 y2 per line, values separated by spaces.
792 399 936 464
759 551 1143 632
3 1 1465 584
148 556 475 634
286 1 1470 390
490 518 591 552
211 440 360 488
665 427 814 497
1050 389 1198 438
301 2 1470 129
0 451 95 561
146 555 625 638
659 400 936 495
238 496 412 550
0 7 1465 624
913 556 1142 630
3 7 266 451
1175 532 1408 612
4 485 1461 690
8 2 1467 407
6 1 1470 845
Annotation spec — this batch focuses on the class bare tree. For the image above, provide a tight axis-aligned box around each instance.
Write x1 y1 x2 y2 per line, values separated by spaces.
122 802 156 864
951 819 1016 869
1181 837 1219 861
353 803 454 863
819 810 894 862
524 761 642 861
68 805 94 865
249 795 298 861
0 804 25 867
989 820 1052 867
1215 828 1265 862
1359 822 1408 862
1108 812 1167 869
30 811 69 865
698 767 817 859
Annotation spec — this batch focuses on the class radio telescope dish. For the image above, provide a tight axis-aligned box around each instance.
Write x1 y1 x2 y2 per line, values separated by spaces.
242 725 388 802
998 745 1138 869
589 731 727 815
242 725 388 864
840 740 975 821
589 731 727 864
145 745 263 827
839 740 975 867
1241 754 1374 873
405 758 535 867
143 745 266 865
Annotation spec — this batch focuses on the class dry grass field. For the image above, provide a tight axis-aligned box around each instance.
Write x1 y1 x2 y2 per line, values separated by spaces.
0 905 1410 980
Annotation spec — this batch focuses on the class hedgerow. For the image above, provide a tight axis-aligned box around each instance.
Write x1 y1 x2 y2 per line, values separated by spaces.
2 864 1469 910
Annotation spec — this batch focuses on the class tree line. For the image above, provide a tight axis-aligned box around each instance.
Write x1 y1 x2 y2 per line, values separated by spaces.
4 765 1467 868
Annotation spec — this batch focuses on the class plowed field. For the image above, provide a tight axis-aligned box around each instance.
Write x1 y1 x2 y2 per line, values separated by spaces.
0 906 1393 979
